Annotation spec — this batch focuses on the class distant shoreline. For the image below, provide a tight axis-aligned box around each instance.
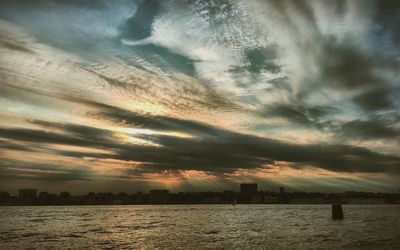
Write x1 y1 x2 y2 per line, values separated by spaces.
1 203 400 207
2 188 399 206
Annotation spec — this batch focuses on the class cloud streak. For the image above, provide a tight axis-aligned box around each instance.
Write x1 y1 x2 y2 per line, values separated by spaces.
1 100 399 177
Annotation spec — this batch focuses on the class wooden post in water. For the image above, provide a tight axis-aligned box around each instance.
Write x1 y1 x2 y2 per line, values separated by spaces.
332 203 344 220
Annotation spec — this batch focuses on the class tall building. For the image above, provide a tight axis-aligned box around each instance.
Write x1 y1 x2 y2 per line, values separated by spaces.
240 183 258 194
18 189 37 199
278 187 288 204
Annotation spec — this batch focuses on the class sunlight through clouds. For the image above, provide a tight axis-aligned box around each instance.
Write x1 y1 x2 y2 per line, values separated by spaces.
0 0 399 193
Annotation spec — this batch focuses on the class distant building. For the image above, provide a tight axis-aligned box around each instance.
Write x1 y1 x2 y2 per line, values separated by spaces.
87 192 96 198
149 189 169 204
59 191 71 204
38 191 58 205
86 192 96 205
251 194 262 204
0 192 10 203
222 191 235 203
133 191 144 204
203 192 221 203
112 200 122 205
0 191 10 199
278 187 289 203
19 189 37 199
263 194 278 204
59 191 71 199
240 183 258 194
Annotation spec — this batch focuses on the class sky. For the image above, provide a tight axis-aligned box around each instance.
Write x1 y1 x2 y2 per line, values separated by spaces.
0 0 399 194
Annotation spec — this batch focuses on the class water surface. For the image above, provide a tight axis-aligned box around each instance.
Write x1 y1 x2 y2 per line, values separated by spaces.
0 205 399 249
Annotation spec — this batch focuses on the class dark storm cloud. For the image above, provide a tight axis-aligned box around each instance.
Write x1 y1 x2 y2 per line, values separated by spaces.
0 158 95 181
132 133 400 174
337 119 400 140
259 104 335 128
0 127 105 148
257 0 399 112
0 139 35 152
315 44 398 111
32 120 116 142
353 87 393 111
260 103 400 142
76 99 228 137
291 35 398 112
376 0 400 44
70 101 400 175
1 101 399 176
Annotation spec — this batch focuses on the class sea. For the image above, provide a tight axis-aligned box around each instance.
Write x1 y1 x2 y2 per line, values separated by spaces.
0 205 399 249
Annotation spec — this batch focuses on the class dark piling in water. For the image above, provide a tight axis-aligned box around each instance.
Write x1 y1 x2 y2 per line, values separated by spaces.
332 203 344 220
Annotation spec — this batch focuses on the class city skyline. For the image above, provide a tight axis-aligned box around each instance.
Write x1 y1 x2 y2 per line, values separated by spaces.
1 0 400 194
2 182 399 206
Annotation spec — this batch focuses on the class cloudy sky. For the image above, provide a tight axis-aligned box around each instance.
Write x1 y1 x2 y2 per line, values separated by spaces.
0 0 399 194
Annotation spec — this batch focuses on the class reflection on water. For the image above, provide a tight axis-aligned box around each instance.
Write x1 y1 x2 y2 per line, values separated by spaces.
0 205 399 249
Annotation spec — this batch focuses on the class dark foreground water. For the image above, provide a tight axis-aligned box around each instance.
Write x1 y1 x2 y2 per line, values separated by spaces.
0 205 399 249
